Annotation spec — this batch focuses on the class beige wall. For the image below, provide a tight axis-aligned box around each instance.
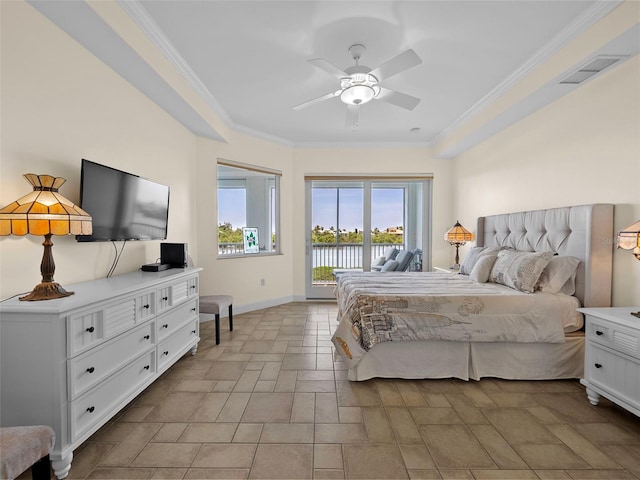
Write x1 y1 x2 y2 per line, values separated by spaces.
195 134 296 310
0 1 198 299
452 56 640 306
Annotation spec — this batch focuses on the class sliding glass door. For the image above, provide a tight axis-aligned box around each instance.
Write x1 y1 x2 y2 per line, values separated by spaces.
305 177 431 299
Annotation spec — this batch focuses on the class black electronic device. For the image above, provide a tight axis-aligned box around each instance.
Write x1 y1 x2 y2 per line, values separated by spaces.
161 242 188 268
141 263 170 272
77 159 170 242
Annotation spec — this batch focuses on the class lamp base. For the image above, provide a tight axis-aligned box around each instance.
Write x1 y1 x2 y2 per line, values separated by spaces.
19 282 74 301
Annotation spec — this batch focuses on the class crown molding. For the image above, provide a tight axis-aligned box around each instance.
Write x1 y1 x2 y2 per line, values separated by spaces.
117 0 234 127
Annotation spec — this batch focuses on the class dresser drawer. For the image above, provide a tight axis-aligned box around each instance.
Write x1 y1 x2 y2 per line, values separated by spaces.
158 320 199 372
136 290 156 320
157 298 198 341
157 279 190 314
68 297 137 356
70 350 156 442
69 321 155 399
586 315 640 358
187 276 199 297
585 342 640 406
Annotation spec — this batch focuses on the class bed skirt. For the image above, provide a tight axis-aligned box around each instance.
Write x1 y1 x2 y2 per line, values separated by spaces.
346 332 584 381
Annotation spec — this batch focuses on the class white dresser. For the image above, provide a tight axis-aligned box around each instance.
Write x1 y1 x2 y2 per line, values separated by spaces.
0 267 201 478
579 307 640 417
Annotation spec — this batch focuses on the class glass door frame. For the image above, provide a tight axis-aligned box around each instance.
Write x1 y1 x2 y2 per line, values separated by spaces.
305 176 432 299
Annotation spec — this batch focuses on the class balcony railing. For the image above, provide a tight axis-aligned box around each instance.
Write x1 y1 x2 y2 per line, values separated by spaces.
311 243 404 283
219 242 409 284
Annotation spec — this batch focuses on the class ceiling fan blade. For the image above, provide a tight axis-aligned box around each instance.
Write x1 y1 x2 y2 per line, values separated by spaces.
369 49 422 81
376 87 421 111
308 58 348 79
293 91 339 111
345 105 359 130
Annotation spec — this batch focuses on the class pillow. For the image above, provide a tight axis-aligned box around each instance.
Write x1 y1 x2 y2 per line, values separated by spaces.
469 253 498 283
489 250 554 293
459 246 501 275
536 256 581 295
380 259 399 272
383 246 399 261
459 247 486 275
371 255 386 267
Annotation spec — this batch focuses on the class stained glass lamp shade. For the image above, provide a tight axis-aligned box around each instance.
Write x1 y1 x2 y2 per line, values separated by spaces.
617 220 640 260
0 174 92 301
444 220 474 268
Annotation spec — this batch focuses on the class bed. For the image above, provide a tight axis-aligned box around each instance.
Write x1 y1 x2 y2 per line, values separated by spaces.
331 204 614 381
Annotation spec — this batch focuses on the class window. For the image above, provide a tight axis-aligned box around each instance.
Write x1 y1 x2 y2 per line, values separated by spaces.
217 159 281 256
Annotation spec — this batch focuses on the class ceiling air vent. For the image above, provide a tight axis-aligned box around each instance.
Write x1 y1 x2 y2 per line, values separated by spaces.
560 56 624 84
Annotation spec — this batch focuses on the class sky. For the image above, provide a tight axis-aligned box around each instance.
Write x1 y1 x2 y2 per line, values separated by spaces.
218 186 404 231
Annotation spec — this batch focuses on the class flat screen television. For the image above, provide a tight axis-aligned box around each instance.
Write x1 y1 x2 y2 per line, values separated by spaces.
77 159 170 242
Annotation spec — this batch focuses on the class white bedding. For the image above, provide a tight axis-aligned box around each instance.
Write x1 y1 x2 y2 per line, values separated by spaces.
332 271 582 371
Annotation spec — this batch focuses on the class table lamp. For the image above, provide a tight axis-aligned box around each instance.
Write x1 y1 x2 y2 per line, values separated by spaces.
617 220 640 261
0 174 92 301
444 220 474 268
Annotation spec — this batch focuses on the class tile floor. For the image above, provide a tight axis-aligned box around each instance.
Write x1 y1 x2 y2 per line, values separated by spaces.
28 302 640 480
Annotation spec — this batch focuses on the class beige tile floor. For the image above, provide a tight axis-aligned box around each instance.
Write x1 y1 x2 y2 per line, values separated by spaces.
26 302 640 480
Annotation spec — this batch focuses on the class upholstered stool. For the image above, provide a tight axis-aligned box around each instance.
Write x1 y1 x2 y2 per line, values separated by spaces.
200 295 233 345
0 425 55 480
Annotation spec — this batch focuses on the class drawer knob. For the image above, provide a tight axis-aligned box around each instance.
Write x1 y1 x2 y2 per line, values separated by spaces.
143 304 150 309
86 367 95 374
143 335 150 340
163 350 169 356
144 365 150 370
595 363 602 369
162 296 168 301
86 326 95 333
87 406 95 413
191 329 196 334
596 331 603 336
191 308 196 312
162 324 168 329
190 285 196 289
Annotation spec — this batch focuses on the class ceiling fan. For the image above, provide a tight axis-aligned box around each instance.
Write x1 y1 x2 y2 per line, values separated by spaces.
294 44 422 128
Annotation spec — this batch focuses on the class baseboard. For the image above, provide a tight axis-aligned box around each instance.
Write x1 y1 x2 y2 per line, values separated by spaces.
198 295 336 322
199 295 294 322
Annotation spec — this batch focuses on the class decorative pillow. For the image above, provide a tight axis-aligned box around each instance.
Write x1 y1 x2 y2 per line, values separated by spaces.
459 246 501 275
380 259 398 272
383 246 399 261
489 250 554 293
459 247 486 275
469 253 498 283
536 256 581 295
371 256 386 267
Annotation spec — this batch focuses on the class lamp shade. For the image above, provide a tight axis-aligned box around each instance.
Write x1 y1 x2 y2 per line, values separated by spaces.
444 221 474 244
617 220 640 250
0 174 92 236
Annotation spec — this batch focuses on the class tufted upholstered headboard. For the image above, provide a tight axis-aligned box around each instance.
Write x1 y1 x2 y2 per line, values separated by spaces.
477 204 614 308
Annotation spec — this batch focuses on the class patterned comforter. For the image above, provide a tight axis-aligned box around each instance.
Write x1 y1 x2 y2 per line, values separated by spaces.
331 272 581 369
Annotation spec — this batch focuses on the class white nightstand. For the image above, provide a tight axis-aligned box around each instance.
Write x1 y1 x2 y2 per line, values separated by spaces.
433 266 459 273
578 307 640 417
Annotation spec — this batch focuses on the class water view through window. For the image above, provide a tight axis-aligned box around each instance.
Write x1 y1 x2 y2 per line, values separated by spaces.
310 181 408 287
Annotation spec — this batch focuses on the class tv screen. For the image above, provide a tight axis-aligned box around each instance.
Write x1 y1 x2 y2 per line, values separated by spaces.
77 159 170 242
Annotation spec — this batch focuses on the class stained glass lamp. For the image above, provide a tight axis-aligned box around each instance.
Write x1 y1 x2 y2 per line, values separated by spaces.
444 220 474 268
0 174 92 301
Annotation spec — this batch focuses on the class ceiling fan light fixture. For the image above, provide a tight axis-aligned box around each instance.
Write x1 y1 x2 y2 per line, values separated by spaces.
340 85 375 105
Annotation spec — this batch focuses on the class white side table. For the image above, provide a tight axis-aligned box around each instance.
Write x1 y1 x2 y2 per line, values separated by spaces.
578 307 640 417
433 266 459 273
